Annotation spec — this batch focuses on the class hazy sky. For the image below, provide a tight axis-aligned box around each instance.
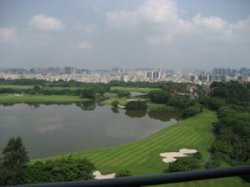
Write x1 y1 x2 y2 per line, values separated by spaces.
0 0 250 69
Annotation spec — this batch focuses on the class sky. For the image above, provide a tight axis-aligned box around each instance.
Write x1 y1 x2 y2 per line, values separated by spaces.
0 0 250 70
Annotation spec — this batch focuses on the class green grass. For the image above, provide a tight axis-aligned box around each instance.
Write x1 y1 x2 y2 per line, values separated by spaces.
102 97 128 106
0 84 85 90
35 110 249 186
111 86 161 93
0 94 85 104
0 85 33 89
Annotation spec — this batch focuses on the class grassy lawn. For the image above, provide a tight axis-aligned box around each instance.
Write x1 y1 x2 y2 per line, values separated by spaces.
0 84 85 90
35 110 248 186
42 86 85 90
0 85 33 89
0 94 84 104
111 86 161 93
102 97 128 106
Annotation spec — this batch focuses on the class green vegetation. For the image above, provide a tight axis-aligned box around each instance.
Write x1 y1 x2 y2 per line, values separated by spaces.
182 103 203 119
116 169 132 177
0 94 84 104
109 80 189 93
0 137 29 185
168 152 202 172
202 81 250 180
210 81 250 106
38 110 248 187
125 101 147 110
0 85 33 89
148 90 171 104
111 86 160 93
147 102 176 111
210 107 250 167
24 157 95 184
102 97 128 106
1 80 249 186
0 137 95 185
80 89 96 99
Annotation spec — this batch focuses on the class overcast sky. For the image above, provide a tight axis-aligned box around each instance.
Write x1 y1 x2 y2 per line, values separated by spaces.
0 0 250 70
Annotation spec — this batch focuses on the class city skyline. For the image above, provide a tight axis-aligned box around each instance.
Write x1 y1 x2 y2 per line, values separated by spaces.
1 0 250 69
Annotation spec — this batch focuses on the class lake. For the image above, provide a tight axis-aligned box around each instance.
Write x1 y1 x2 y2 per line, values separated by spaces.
0 102 180 158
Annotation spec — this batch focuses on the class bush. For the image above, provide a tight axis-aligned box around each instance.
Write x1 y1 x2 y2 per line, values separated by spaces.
116 169 132 177
168 96 192 110
117 91 130 98
24 157 95 184
111 100 119 108
182 104 202 119
125 101 147 110
199 96 225 110
80 89 96 99
169 155 202 172
148 90 171 104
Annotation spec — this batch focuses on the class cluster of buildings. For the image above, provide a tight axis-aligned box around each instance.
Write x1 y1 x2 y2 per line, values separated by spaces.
0 67 250 84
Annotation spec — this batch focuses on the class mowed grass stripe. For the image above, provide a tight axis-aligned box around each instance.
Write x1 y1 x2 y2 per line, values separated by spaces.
71 112 215 169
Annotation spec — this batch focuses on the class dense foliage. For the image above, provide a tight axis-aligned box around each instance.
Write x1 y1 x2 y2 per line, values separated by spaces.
24 157 95 184
80 89 96 99
168 96 193 110
210 81 250 106
182 104 203 119
0 137 29 185
148 90 171 104
0 80 110 96
168 152 202 172
116 169 132 177
125 101 147 110
109 80 189 93
210 107 250 166
203 81 250 173
0 137 95 186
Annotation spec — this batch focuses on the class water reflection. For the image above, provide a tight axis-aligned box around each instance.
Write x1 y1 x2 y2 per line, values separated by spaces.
125 110 147 118
34 120 63 133
28 103 40 109
76 101 96 111
111 107 119 113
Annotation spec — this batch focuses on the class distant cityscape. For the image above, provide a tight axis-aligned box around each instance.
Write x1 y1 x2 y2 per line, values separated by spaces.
0 66 250 84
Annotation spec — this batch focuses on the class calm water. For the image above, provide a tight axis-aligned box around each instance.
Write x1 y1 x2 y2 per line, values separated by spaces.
0 103 179 158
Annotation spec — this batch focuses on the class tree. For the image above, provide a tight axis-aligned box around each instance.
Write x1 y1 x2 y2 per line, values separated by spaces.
117 91 130 98
80 89 96 99
1 137 29 185
23 157 95 183
168 96 192 110
111 100 119 108
168 156 201 172
148 90 171 104
33 85 41 93
125 101 147 110
182 104 202 119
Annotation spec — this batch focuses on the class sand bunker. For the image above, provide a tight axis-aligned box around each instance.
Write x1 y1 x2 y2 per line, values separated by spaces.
160 148 197 163
93 170 116 179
